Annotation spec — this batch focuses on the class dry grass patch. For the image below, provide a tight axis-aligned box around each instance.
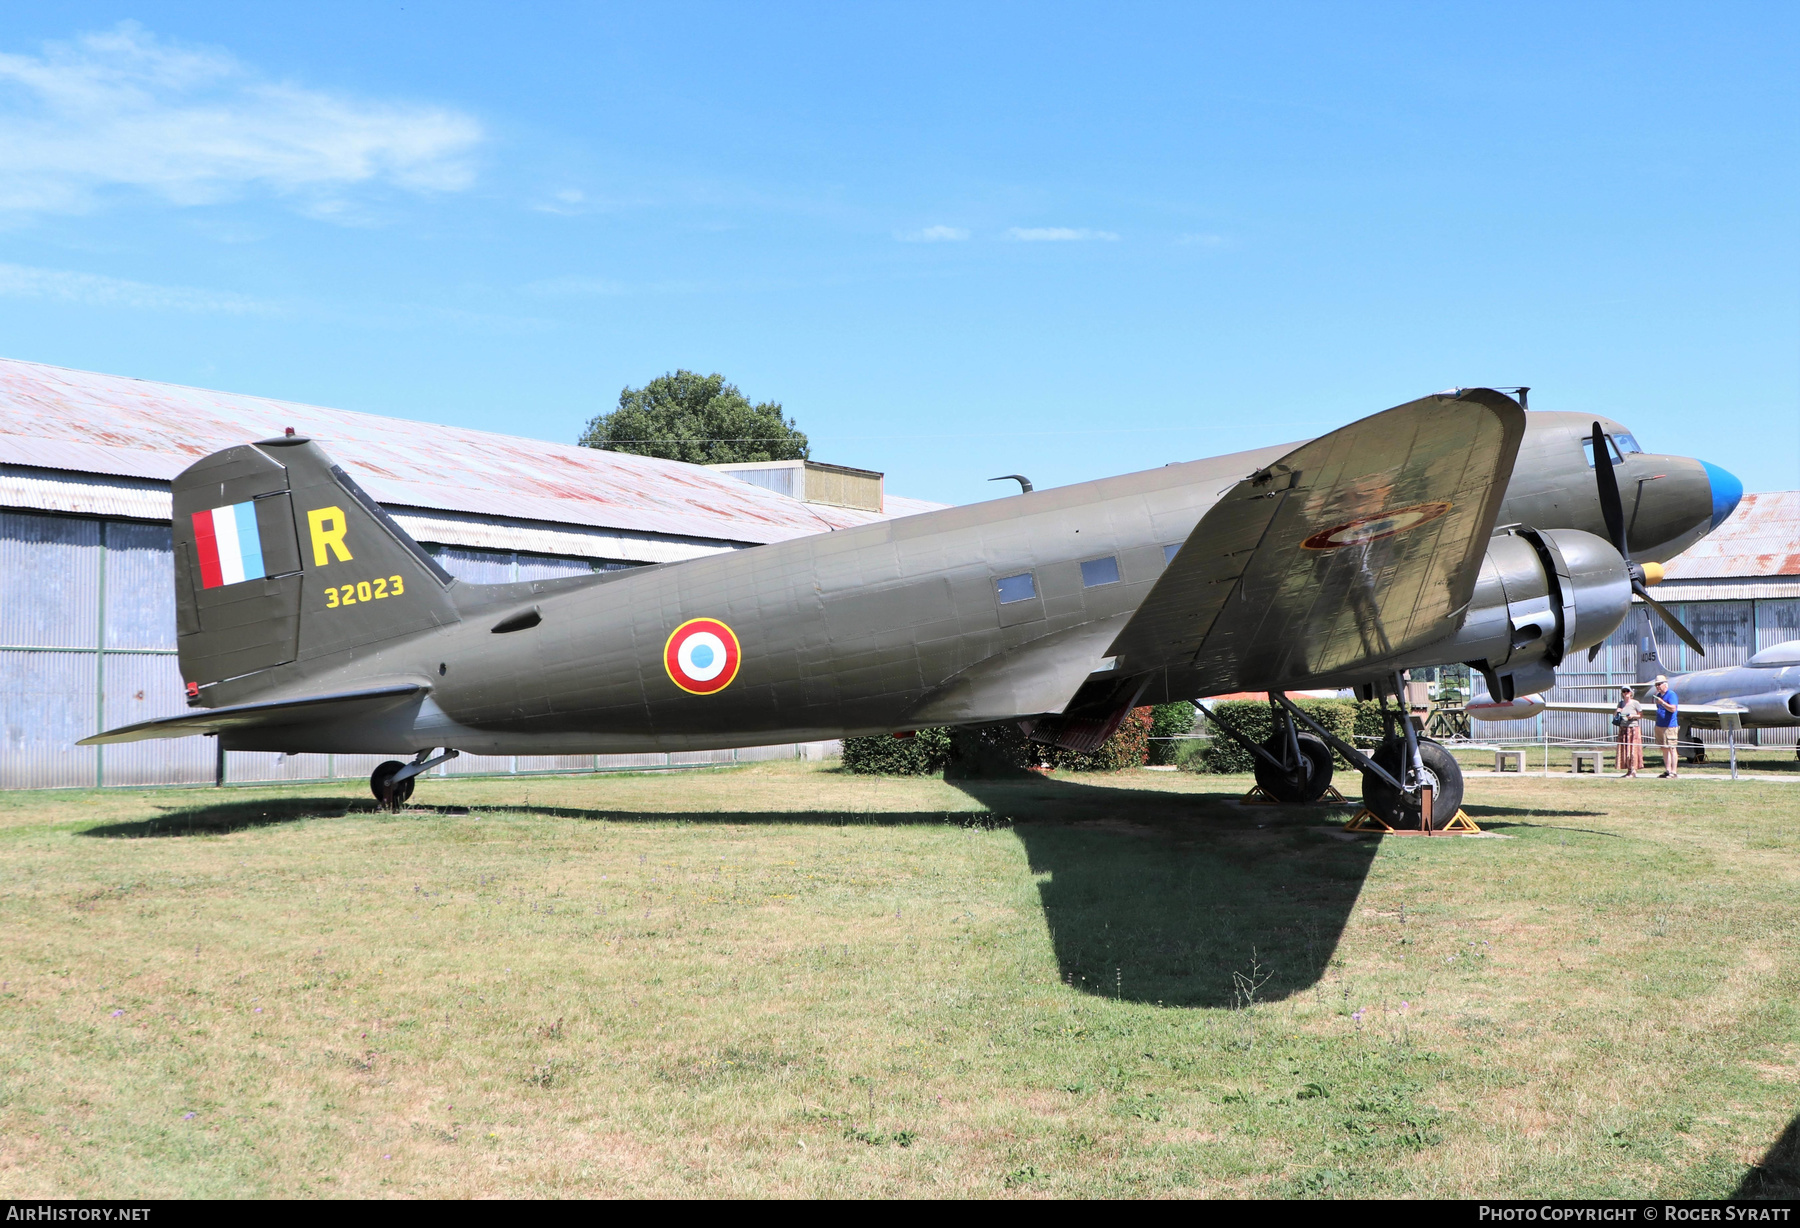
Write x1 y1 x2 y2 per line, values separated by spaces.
0 761 1795 1197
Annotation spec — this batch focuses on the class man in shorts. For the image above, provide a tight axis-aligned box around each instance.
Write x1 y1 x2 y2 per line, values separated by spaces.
1652 674 1681 778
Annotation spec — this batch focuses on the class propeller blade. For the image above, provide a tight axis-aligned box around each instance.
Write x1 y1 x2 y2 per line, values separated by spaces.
1587 640 1603 662
1636 582 1705 657
1591 422 1627 556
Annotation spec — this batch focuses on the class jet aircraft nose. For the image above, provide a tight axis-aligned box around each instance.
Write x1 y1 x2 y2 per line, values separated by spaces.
1701 461 1743 530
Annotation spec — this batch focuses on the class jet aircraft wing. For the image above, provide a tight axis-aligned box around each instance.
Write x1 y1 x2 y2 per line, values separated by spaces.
77 683 428 745
1540 699 1746 717
1109 389 1526 693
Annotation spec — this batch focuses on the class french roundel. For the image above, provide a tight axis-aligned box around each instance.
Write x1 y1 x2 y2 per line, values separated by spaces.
664 618 742 695
1300 501 1453 551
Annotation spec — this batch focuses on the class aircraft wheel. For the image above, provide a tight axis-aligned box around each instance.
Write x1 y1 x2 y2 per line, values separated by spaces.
370 760 415 810
1253 732 1334 803
1361 738 1463 830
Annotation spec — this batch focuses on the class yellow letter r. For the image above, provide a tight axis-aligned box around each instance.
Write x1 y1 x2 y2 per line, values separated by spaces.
307 507 353 566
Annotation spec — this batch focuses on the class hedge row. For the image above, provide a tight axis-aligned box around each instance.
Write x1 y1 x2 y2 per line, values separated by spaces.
840 701 1196 776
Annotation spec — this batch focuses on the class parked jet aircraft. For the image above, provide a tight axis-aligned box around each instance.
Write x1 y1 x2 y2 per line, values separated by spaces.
1469 638 1800 759
81 390 1740 829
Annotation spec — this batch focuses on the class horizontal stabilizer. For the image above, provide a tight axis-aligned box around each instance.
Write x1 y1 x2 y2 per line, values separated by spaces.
78 683 428 745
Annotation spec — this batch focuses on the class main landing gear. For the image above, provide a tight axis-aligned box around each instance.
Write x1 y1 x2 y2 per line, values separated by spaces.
1361 737 1463 831
369 748 461 811
1196 675 1465 831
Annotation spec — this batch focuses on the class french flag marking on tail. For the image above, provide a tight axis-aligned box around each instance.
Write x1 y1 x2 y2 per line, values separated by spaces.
192 501 267 589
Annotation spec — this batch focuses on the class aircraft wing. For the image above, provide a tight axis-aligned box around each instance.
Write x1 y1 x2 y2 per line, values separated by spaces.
1109 389 1526 693
77 683 428 745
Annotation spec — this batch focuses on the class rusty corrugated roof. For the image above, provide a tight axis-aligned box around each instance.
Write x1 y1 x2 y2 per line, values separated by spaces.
1662 491 1800 579
0 358 943 545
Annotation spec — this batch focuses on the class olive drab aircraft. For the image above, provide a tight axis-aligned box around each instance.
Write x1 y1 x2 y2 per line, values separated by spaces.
81 390 1742 828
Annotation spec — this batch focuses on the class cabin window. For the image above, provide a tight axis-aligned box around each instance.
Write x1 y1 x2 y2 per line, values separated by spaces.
995 572 1037 604
1080 556 1121 587
1164 543 1181 565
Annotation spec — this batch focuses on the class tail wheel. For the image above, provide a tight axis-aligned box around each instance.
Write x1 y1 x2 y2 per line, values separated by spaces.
370 760 415 809
1253 731 1335 803
1360 738 1464 830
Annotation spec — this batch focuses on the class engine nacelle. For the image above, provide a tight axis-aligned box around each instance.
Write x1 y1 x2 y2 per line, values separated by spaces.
1447 529 1633 701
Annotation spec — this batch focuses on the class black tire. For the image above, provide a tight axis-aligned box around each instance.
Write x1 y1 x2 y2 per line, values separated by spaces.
1253 731 1335 803
370 760 415 808
1361 738 1464 830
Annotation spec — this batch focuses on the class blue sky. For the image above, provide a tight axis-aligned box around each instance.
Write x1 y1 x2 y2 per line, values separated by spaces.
0 2 1794 504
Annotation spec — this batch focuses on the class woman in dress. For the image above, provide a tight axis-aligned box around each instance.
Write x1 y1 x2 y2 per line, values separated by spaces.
1615 686 1644 777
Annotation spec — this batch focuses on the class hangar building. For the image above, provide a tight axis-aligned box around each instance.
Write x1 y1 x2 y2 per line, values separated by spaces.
0 358 943 789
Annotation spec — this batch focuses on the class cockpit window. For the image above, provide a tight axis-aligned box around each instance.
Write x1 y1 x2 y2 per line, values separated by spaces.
1582 435 1625 467
1612 432 1642 454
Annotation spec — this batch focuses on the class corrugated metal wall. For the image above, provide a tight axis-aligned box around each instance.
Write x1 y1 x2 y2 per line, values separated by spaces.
1477 597 1800 748
0 512 836 789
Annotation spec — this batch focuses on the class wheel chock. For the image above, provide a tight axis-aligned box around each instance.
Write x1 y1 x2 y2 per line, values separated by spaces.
1319 784 1349 804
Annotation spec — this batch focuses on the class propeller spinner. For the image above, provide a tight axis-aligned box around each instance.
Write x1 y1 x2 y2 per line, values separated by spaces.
1588 421 1705 658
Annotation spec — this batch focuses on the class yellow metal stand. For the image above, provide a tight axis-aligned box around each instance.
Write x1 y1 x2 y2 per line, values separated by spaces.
1241 784 1351 807
1342 808 1482 835
1343 808 1396 832
1437 809 1482 833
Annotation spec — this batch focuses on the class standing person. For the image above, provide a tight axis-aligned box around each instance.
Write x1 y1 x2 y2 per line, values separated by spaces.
1615 686 1644 777
1652 674 1681 778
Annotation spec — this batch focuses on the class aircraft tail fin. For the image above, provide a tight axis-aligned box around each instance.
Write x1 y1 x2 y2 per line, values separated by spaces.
1634 607 1667 685
172 436 461 697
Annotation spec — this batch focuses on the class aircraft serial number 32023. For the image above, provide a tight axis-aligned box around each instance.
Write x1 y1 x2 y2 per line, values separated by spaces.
83 388 1739 829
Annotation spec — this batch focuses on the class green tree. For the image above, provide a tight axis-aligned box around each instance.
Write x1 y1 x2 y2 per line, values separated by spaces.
579 370 808 464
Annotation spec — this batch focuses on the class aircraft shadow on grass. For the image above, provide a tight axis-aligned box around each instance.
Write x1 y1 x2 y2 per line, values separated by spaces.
78 796 1012 840
942 765 1380 1009
1737 1113 1800 1198
81 774 1608 1011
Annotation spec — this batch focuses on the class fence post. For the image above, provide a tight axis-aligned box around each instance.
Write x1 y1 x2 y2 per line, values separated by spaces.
94 521 107 788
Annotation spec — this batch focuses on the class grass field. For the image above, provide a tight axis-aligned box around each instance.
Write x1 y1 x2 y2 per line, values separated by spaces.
1 759 1797 1198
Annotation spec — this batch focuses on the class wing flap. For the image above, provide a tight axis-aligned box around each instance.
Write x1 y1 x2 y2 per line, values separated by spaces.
78 683 428 745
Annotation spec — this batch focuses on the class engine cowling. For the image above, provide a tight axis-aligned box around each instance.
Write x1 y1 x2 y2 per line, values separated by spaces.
1447 529 1633 700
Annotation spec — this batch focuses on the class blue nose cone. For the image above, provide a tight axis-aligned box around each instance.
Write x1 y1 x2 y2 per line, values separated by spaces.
1701 461 1743 530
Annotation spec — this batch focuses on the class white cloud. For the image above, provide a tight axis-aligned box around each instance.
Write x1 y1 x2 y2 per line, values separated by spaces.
896 224 970 242
533 188 589 216
1005 227 1120 242
0 22 482 216
0 262 275 313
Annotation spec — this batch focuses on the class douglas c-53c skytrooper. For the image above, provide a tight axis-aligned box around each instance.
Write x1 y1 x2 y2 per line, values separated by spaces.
82 389 1741 829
